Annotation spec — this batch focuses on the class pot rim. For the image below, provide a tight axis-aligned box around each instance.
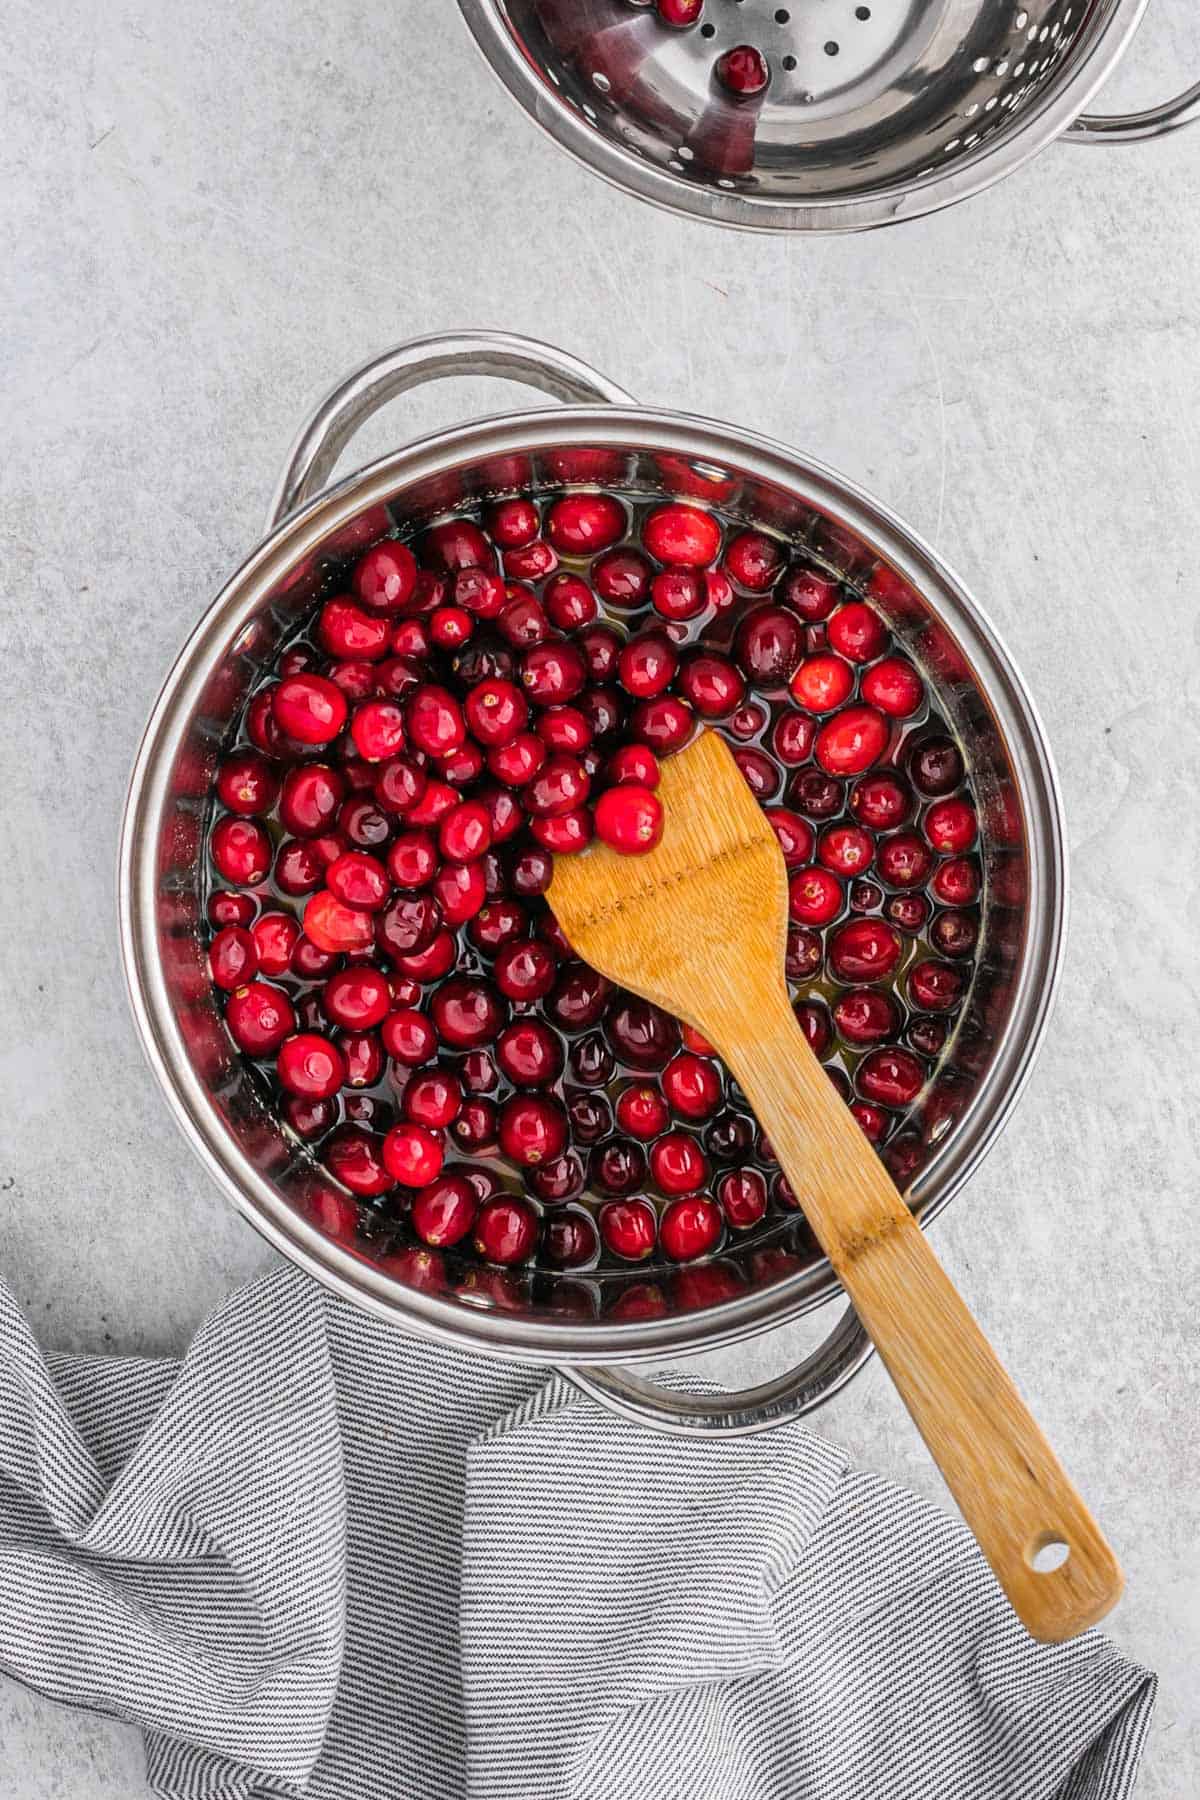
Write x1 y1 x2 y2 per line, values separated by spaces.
119 401 1068 1365
456 0 1147 235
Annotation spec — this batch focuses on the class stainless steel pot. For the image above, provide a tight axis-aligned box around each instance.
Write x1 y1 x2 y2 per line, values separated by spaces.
458 0 1199 233
119 330 1067 1435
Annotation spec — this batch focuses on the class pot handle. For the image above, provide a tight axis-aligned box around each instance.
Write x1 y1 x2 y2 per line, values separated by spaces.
266 330 637 531
1065 78 1200 144
558 1302 875 1437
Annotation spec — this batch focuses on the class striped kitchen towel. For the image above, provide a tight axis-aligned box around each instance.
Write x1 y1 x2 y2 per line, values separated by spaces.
0 1265 1154 1799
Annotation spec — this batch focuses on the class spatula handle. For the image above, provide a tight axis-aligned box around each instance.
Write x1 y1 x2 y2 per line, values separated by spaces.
723 994 1123 1644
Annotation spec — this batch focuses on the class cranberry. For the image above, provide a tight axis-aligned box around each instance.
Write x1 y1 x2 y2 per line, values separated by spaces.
498 591 550 647
406 779 459 829
246 688 285 755
461 1049 498 1092
567 1090 612 1144
503 539 558 583
715 44 770 96
886 893 931 932
431 977 505 1047
488 731 545 787
545 492 626 555
272 674 347 746
657 0 703 24
660 1196 721 1261
380 1008 435 1066
850 773 912 831
538 575 594 634
618 632 677 700
525 754 590 818
908 1016 948 1057
433 800 489 864
209 925 257 990
851 1102 888 1144
772 711 815 766
717 1170 767 1231
323 966 391 1030
384 831 437 891
509 846 553 897
216 751 279 817
788 866 844 926
817 823 873 876
326 1126 394 1197
924 797 977 852
403 1068 463 1130
643 504 722 568
705 1110 756 1163
931 857 980 906
599 1198 657 1261
734 604 803 688
381 1122 444 1187
592 548 652 607
851 879 883 912
651 569 705 621
291 934 339 980
226 981 296 1055
729 701 768 739
494 938 557 1003
305 890 376 954
392 929 456 982
283 1093 337 1140
458 678 524 749
452 1097 499 1153
208 890 257 929
319 597 391 661
521 640 587 707
498 1094 566 1166
211 816 272 886
329 660 377 702
679 652 746 718
858 1048 926 1108
327 850 390 910
411 1174 478 1247
406 685 465 757
497 1019 562 1087
876 832 934 890
421 520 491 572
910 735 964 796
828 602 887 663
760 807 812 869
376 653 422 699
544 1210 598 1268
354 541 418 613
529 1152 585 1204
790 654 854 713
931 909 978 958
374 756 427 816
485 498 539 549
593 784 663 854
536 705 592 755
545 963 610 1033
339 796 391 849
725 529 783 590
615 1083 671 1141
377 893 441 957
590 1138 647 1196
276 1031 346 1100
833 988 900 1045
649 1131 707 1196
908 959 965 1012
606 996 679 1070
252 911 300 976
569 1031 615 1087
862 656 924 717
429 606 473 650
628 695 693 754
828 917 902 983
795 998 832 1056
815 706 889 776
780 564 840 622
467 900 525 955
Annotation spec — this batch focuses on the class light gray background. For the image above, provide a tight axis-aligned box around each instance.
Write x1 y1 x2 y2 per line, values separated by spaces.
2 2 1198 1794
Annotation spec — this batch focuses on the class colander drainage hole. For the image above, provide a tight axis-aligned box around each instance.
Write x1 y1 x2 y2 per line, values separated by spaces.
855 5 871 17
824 39 840 54
782 54 797 69
700 21 715 34
775 8 790 20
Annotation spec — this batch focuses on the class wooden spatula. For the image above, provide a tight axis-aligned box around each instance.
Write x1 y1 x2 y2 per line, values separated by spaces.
548 726 1122 1644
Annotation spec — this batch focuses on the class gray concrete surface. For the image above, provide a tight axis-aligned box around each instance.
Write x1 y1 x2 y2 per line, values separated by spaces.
2 2 1198 1794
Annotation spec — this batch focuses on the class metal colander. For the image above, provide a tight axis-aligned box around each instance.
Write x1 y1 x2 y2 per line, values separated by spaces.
458 0 1200 231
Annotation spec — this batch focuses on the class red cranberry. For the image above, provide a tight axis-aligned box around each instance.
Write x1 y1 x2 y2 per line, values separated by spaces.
628 695 693 754
339 796 391 849
509 846 553 897
524 754 589 819
815 706 888 776
225 981 296 1055
211 816 271 886
599 1199 657 1261
382 1122 444 1187
833 988 900 1045
381 1009 436 1066
724 529 783 590
780 564 839 622
429 606 474 650
660 1196 721 1262
327 850 390 910
319 597 391 661
817 823 873 876
593 784 663 854
486 731 544 787
411 1174 478 1247
886 893 931 932
403 1068 463 1130
291 933 339 979
452 1098 499 1153
272 674 348 746
538 575 594 635
717 1170 767 1230
461 1049 498 1092
406 685 465 756
377 893 442 956
590 1137 647 1196
930 909 978 958
788 866 844 926
729 701 768 739
851 1102 888 1144
907 1016 948 1057
643 504 722 568
535 705 592 755
908 959 965 1012
649 1131 708 1196
503 539 559 582
497 1020 563 1088
546 963 611 1032
577 624 622 681
498 591 551 647
592 548 653 607
498 1094 567 1166
464 677 527 747
876 831 934 889
679 652 746 718
569 1031 615 1087
715 44 770 96
544 1210 598 1268
494 939 557 1005
851 878 883 912
931 857 980 906
374 756 427 816
529 1152 585 1204
828 917 902 983
436 800 490 864
305 891 376 954
209 925 257 991
828 602 887 663
485 498 539 549
858 1048 926 1107
790 654 854 713
614 1083 671 1141
406 779 459 829
354 541 418 613
772 711 816 766
283 1093 336 1140
795 998 832 1056
452 569 508 622
216 751 279 817
386 830 438 890
328 660 377 702
467 900 525 955
431 977 506 1047
340 1030 384 1088
252 911 300 976
567 1091 611 1145
734 604 803 688
616 632 675 700
521 640 588 706
656 0 703 24
924 797 977 852
606 997 679 1070
850 773 912 831
909 735 964 796
705 1110 756 1164
651 569 705 621
323 966 391 1030
546 492 626 554
661 1052 721 1120
376 653 422 698
391 929 456 982
276 1032 346 1100
208 890 257 929
326 1126 394 1197
862 655 924 717
605 744 661 791
422 520 491 572
246 688 284 755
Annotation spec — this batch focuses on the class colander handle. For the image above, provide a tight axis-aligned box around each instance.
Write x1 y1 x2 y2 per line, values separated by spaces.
1066 78 1200 143
267 331 636 531
559 1303 875 1436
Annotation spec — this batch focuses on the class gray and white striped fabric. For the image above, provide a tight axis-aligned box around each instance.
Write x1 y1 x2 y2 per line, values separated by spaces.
0 1265 1154 1799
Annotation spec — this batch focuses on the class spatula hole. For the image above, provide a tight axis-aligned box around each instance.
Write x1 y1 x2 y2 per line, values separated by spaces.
1029 1535 1070 1574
